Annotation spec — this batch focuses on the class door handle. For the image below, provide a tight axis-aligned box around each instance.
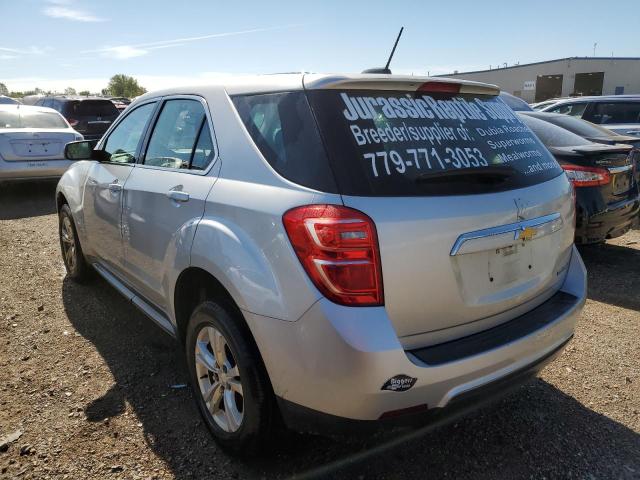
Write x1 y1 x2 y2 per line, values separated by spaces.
108 182 122 193
167 190 190 203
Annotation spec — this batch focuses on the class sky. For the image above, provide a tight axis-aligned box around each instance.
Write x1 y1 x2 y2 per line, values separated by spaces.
1 0 639 94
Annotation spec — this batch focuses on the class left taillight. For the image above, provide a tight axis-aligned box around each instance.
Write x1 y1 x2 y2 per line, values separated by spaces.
66 118 79 127
562 164 610 187
283 204 384 306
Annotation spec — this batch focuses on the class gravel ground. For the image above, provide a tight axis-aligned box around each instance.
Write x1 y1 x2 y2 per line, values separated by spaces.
1 181 639 479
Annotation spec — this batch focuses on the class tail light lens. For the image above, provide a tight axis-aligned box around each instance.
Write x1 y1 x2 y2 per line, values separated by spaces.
562 164 610 187
283 205 384 306
66 118 79 127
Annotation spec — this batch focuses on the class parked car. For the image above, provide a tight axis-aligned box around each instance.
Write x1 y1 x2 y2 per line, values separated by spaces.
540 95 640 137
34 96 120 141
0 105 83 181
519 113 639 244
56 74 586 452
0 95 20 105
498 91 532 111
520 111 640 185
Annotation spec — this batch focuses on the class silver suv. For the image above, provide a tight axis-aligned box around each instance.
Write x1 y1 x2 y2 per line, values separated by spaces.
56 74 587 452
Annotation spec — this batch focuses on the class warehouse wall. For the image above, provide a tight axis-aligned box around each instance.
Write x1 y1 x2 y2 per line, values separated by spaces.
440 58 640 103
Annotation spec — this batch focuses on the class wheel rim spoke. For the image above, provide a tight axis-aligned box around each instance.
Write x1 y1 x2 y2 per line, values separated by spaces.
195 340 218 372
223 390 241 431
211 329 227 366
227 378 243 396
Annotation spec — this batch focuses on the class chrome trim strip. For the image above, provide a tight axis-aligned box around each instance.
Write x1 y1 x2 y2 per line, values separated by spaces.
607 164 634 174
450 212 562 256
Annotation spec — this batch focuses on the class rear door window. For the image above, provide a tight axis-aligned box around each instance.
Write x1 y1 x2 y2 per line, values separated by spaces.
306 89 562 196
144 98 216 171
585 102 640 125
547 102 588 117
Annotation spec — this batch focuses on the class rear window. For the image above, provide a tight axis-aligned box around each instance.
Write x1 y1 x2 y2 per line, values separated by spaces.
586 102 640 125
519 115 592 148
0 109 68 129
306 89 562 196
64 100 119 117
232 92 337 192
542 114 616 138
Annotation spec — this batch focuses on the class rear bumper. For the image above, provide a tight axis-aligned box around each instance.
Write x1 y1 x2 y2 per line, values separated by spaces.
0 158 75 180
575 193 640 244
244 245 587 432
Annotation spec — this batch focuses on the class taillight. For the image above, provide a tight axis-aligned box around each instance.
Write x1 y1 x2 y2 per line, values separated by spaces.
417 81 460 94
283 205 384 306
562 164 610 187
66 118 79 127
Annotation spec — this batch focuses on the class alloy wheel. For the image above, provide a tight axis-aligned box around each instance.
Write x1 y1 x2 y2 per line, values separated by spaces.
60 215 76 273
194 326 244 432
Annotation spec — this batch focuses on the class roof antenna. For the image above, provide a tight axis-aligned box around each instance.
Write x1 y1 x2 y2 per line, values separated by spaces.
362 27 404 74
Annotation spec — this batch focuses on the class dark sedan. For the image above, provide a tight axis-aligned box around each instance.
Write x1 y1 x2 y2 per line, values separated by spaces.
519 114 639 244
520 111 640 186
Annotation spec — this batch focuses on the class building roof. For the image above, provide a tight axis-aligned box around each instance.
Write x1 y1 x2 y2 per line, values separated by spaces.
435 56 640 77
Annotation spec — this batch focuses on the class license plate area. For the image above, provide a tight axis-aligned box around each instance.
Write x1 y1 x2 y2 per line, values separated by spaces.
612 171 632 195
488 243 534 287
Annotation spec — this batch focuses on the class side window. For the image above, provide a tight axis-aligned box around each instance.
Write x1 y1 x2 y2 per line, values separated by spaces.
549 102 587 117
586 102 640 125
102 102 156 163
42 98 53 108
144 98 214 170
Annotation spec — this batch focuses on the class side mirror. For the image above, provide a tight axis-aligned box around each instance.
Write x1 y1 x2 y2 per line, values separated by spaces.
64 140 106 161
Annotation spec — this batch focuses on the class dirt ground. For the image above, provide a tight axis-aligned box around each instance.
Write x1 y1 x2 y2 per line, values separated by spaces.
1 181 639 479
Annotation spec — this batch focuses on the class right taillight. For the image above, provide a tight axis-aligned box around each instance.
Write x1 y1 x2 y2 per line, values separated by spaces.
562 164 610 187
283 204 384 306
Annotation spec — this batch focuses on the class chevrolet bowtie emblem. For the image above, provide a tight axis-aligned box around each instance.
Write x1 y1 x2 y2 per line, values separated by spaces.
517 226 538 242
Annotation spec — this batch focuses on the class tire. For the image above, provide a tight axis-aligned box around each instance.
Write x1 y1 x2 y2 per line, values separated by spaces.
185 301 275 454
58 204 91 283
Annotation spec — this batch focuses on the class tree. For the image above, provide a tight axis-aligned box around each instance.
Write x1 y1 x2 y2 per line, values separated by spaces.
64 87 77 95
78 90 90 96
104 74 146 98
0 83 8 96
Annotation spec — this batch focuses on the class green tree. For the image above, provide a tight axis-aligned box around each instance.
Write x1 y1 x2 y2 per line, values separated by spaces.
64 87 77 95
104 74 146 98
78 90 90 96
0 83 8 96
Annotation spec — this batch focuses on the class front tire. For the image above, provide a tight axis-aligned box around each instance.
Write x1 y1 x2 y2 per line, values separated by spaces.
59 204 90 282
185 301 275 454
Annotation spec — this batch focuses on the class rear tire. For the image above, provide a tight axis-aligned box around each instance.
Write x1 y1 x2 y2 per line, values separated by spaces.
185 301 275 454
58 204 91 283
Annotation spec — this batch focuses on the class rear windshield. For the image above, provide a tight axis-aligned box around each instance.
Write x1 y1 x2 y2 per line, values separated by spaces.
306 90 563 196
0 109 68 128
64 100 119 117
519 114 592 148
543 114 616 138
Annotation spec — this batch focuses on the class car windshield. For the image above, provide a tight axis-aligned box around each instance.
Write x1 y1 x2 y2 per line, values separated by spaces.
0 109 68 128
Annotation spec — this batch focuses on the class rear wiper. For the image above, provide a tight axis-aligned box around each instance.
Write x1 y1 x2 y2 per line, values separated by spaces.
415 165 516 184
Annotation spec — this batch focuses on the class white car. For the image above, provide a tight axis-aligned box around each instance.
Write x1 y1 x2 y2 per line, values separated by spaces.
0 104 83 181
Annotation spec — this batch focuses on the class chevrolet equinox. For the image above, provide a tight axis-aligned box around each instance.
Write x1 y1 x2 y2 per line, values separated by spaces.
56 74 587 452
